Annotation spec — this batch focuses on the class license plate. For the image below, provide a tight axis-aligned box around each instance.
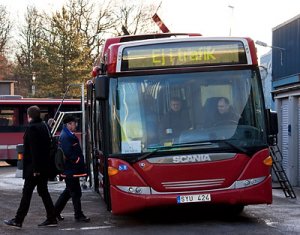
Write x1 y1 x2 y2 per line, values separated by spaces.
177 194 211 204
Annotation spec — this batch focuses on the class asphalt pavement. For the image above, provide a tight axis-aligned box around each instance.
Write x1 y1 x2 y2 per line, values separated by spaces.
0 165 115 234
1 164 300 235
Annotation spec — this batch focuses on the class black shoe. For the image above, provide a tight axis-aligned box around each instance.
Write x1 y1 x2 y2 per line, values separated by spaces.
3 218 22 229
38 219 58 227
75 215 90 222
57 214 64 221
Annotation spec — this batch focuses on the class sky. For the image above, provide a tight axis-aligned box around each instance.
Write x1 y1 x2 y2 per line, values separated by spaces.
1 0 300 59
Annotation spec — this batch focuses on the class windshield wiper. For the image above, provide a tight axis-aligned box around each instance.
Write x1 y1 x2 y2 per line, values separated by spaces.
173 140 249 154
132 140 248 163
172 141 216 148
210 139 249 155
132 145 180 163
132 142 216 163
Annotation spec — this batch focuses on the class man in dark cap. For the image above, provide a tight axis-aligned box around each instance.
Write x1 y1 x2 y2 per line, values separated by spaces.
4 105 57 228
54 115 90 222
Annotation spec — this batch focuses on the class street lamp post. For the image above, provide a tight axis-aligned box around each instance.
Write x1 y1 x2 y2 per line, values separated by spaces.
255 40 285 66
32 72 36 96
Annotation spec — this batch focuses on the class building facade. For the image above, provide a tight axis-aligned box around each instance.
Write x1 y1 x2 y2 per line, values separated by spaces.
272 14 300 186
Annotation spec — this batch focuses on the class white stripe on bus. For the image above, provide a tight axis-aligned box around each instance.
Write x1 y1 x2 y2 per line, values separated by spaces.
0 145 17 150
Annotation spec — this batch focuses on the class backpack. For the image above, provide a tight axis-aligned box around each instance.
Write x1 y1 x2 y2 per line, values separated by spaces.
55 146 65 173
43 122 65 176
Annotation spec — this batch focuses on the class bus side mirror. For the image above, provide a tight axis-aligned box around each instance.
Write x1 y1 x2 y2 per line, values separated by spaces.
95 75 109 100
267 109 278 135
266 109 278 145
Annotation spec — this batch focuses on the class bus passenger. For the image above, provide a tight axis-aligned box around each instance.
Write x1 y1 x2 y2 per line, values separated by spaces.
54 115 90 223
160 97 191 142
47 118 55 129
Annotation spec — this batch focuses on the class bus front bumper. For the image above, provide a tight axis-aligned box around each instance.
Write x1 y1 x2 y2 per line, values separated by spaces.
109 175 272 215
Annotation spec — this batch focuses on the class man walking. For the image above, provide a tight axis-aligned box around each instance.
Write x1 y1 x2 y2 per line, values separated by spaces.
54 115 90 222
4 105 57 228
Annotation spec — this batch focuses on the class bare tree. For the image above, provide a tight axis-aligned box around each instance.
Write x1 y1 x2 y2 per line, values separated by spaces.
111 0 157 36
66 0 116 61
0 5 13 81
0 54 13 80
0 5 12 53
13 0 159 97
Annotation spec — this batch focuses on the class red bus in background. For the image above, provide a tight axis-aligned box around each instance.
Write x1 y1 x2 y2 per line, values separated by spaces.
87 34 278 215
0 96 81 166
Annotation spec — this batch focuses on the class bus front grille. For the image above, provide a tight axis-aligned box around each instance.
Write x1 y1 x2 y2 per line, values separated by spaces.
161 178 225 189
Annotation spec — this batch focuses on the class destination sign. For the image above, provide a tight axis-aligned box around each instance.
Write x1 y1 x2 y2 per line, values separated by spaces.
121 41 247 71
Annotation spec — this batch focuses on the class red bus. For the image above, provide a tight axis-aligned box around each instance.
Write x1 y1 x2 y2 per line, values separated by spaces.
86 34 277 215
0 96 81 166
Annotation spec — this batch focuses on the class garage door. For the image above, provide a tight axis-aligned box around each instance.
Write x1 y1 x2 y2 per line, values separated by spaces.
298 98 300 183
281 98 288 171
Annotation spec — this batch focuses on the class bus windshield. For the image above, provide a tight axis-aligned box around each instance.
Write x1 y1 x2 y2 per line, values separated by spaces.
110 69 267 154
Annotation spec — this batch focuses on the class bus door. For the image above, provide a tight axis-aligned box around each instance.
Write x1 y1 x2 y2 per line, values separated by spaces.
90 78 111 209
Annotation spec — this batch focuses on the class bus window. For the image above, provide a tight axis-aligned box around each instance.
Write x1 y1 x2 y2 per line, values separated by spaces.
200 85 232 106
0 108 17 126
39 108 52 123
0 118 9 126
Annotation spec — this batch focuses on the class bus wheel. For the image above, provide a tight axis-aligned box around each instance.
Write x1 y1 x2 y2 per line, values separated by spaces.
5 160 17 166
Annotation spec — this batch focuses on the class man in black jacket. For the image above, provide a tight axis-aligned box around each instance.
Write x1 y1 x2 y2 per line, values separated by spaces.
3 106 57 228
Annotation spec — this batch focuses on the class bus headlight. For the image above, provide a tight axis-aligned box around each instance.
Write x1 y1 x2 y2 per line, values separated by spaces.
234 176 266 189
117 186 151 194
